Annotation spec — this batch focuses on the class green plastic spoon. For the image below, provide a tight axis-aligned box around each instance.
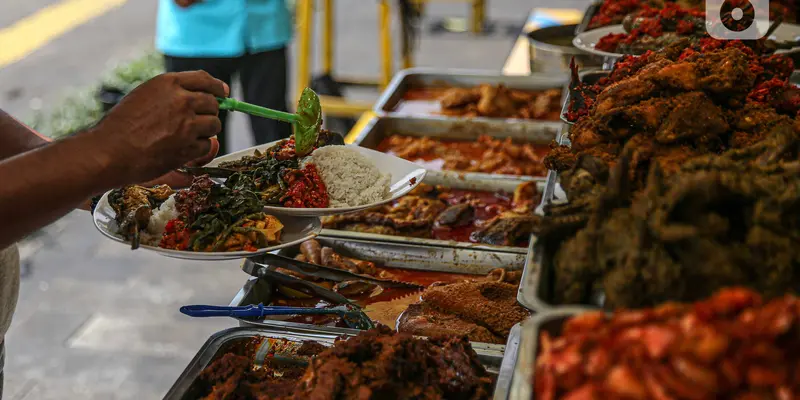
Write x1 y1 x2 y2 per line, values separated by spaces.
216 87 322 157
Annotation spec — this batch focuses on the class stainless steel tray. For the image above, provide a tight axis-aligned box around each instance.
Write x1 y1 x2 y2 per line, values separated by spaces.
528 24 604 75
321 173 545 255
231 237 525 350
350 115 557 181
509 309 593 400
166 325 506 399
374 68 567 132
575 1 602 35
493 323 522 400
560 69 610 126
163 326 342 400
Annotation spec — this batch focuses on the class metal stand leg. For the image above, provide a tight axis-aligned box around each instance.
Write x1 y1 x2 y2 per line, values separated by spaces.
296 0 314 105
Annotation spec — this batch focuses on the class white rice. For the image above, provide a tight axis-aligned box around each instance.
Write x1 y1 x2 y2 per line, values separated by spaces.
147 194 179 235
305 146 390 208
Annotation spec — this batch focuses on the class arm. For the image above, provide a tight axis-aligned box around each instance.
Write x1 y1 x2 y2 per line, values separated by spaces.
0 71 227 249
0 110 51 160
0 130 121 248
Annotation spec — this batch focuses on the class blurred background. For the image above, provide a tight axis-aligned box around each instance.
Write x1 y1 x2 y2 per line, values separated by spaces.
0 0 584 398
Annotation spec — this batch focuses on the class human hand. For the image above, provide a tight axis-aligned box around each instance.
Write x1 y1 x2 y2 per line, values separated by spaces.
142 136 220 188
90 71 229 186
175 0 202 7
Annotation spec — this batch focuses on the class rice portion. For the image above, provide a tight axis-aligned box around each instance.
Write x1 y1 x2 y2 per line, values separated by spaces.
147 194 179 235
305 146 391 208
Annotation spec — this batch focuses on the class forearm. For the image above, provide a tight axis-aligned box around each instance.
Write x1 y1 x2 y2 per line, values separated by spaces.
0 130 120 248
0 109 51 160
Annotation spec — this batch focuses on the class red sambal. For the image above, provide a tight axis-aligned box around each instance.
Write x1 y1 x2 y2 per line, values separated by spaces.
281 164 330 208
159 219 191 250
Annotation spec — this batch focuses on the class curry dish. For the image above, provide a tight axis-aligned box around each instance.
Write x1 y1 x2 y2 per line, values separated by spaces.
378 135 550 177
322 181 540 247
396 85 562 120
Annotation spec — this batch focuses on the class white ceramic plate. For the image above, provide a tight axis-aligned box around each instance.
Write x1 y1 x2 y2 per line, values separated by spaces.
574 23 800 59
207 142 427 217
92 191 321 261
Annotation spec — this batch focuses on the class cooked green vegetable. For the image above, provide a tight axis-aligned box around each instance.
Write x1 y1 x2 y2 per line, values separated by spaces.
294 87 322 157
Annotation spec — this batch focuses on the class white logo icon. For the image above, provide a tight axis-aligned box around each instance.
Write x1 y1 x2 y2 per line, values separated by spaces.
705 0 770 40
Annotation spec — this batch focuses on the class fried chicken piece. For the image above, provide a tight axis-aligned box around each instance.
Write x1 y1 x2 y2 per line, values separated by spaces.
692 47 756 97
471 211 538 246
592 78 658 120
198 353 308 400
421 281 529 338
568 118 607 151
397 303 504 344
512 181 539 210
440 87 481 109
289 326 494 400
476 84 518 118
323 196 446 231
728 104 794 148
654 91 729 144
435 203 474 227
642 59 699 91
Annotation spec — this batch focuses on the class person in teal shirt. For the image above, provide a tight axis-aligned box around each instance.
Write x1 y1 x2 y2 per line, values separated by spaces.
157 0 293 154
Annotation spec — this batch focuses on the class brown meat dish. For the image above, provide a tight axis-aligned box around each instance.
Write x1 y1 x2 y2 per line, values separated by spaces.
197 329 493 400
421 281 529 338
378 134 550 177
439 85 562 120
548 42 799 193
398 277 529 344
196 339 326 400
535 288 800 400
289 326 494 400
539 118 800 309
322 182 541 246
398 303 504 344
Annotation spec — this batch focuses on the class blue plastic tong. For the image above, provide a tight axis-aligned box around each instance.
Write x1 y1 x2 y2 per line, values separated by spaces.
180 303 374 330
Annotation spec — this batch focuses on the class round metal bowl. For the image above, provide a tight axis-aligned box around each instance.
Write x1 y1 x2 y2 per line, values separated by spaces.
527 24 604 74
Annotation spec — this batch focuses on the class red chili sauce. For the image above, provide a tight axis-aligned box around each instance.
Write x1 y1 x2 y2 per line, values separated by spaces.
282 164 330 208
431 189 511 243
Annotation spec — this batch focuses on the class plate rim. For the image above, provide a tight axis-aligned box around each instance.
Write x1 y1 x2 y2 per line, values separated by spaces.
92 191 322 260
573 23 800 58
205 143 428 216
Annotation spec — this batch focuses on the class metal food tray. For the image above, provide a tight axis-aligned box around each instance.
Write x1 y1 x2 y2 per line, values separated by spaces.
575 1 603 35
350 115 557 181
230 237 524 352
166 326 507 400
321 173 545 255
507 309 594 400
164 326 342 400
374 68 566 132
493 323 522 400
560 69 610 125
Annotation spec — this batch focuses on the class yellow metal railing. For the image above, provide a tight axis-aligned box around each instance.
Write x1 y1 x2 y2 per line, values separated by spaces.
294 0 487 118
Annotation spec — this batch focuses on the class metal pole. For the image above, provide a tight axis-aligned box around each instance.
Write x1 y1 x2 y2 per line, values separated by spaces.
379 0 393 89
296 0 314 105
322 0 334 75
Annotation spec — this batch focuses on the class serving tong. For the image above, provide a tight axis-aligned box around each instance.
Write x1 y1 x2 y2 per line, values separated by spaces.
180 303 374 330
249 253 424 289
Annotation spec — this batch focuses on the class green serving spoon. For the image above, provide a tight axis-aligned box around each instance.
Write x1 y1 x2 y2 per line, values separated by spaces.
216 87 322 157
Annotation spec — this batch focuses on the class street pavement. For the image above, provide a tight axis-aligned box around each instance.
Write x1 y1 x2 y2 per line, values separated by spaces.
0 0 587 398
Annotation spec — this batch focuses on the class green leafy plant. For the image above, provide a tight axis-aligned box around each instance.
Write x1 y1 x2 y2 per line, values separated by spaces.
27 51 165 139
